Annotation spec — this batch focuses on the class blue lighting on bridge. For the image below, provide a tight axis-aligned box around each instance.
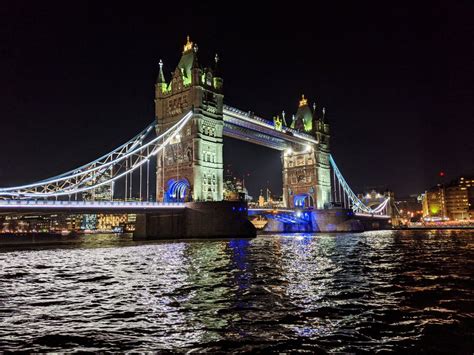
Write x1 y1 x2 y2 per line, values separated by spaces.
294 194 315 209
165 178 190 202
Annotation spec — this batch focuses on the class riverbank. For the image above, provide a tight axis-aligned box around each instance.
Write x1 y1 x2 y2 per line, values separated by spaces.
396 226 474 230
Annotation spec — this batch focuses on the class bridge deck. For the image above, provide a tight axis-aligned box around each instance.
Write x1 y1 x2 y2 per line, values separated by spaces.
0 200 184 214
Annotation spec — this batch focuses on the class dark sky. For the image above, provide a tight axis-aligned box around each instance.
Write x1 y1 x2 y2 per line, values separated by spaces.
0 1 472 198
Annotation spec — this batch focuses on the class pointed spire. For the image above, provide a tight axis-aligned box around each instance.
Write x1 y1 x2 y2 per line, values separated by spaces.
313 102 316 111
299 94 308 107
183 35 193 53
214 53 221 77
322 107 327 122
157 59 166 83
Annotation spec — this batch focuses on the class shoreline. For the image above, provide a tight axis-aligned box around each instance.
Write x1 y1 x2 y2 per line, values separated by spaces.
395 226 474 230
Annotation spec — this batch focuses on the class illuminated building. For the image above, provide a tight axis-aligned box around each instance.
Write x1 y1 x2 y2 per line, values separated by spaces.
422 185 446 220
154 38 331 209
81 168 113 201
97 214 136 231
422 176 473 221
81 214 97 230
155 36 224 202
444 176 473 221
394 194 423 221
258 190 265 207
0 214 83 233
223 168 251 201
80 167 113 230
282 98 331 209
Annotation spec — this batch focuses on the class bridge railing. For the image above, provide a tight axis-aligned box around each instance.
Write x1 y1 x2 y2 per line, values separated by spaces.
0 199 185 208
223 105 317 142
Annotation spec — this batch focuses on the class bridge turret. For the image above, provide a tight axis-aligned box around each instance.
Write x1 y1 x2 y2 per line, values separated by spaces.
291 94 313 132
315 107 330 147
156 59 167 93
213 53 223 92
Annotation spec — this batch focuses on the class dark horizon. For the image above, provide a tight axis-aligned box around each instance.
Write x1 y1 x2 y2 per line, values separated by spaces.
1 1 472 198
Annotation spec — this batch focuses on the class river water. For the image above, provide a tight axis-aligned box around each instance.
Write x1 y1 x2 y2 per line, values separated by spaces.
0 230 472 353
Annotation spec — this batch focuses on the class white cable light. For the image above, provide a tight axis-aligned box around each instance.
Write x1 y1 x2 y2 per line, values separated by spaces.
0 111 193 198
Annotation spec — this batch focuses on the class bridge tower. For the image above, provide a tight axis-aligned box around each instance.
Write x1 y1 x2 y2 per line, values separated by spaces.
155 37 224 202
282 96 331 209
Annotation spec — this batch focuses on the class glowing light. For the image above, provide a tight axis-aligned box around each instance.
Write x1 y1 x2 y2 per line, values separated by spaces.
286 148 293 155
183 35 193 53
299 94 307 107
439 171 445 177
305 144 312 153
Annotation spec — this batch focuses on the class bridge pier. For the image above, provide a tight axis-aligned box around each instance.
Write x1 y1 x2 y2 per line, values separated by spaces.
309 209 364 232
257 208 391 233
134 201 256 240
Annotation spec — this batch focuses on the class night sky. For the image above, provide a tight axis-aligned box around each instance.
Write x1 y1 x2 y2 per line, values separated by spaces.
0 1 472 199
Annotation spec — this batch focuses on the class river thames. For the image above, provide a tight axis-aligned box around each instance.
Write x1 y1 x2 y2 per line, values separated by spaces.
0 230 472 353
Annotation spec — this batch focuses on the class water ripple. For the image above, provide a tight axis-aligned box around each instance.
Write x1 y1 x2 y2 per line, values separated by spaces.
0 229 472 352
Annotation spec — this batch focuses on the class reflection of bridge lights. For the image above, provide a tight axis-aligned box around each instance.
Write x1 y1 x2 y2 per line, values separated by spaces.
296 210 302 218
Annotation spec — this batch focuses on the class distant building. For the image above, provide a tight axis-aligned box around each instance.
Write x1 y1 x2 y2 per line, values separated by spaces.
445 176 473 221
394 194 423 221
97 214 136 231
422 176 473 221
1 214 83 233
422 185 447 220
222 170 252 201
82 168 113 201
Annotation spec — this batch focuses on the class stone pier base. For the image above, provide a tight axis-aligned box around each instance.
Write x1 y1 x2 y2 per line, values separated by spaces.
134 201 256 240
262 209 388 233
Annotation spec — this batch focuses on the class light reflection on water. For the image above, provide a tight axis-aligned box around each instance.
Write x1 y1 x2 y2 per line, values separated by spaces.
0 230 472 352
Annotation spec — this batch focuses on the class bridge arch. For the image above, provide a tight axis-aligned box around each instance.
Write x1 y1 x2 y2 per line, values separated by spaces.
293 193 315 209
165 178 190 202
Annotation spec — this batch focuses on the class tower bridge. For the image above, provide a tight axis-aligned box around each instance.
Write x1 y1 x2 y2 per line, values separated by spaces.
0 37 392 237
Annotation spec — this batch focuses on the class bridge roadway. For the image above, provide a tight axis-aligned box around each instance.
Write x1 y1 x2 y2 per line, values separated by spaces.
0 200 389 219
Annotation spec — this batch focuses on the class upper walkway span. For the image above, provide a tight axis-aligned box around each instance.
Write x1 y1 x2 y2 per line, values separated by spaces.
223 105 317 150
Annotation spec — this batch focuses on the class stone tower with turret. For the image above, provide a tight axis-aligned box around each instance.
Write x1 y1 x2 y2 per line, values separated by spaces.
282 95 331 209
314 106 332 208
155 37 224 202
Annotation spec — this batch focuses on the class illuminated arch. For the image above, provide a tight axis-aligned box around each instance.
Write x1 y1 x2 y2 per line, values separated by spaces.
293 193 314 209
165 178 190 202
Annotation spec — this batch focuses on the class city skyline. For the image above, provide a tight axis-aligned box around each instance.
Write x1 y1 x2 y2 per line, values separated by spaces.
0 2 472 197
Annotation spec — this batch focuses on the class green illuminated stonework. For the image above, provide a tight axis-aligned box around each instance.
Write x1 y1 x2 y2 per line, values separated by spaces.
283 102 331 209
155 39 224 202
